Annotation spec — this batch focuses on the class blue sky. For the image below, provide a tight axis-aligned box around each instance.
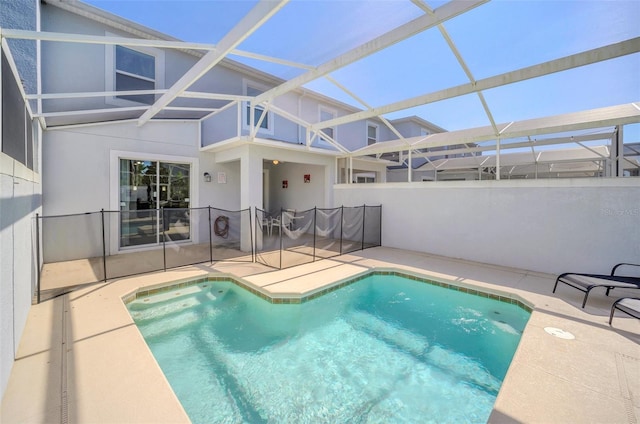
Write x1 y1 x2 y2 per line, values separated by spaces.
85 0 639 137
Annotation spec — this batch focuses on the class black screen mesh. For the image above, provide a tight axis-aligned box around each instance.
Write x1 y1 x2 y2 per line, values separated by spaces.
2 51 28 167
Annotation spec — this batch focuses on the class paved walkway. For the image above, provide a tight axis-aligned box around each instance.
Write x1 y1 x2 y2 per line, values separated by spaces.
2 247 638 423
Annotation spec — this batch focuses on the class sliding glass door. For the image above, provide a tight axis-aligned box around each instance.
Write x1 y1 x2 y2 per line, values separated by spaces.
119 159 191 248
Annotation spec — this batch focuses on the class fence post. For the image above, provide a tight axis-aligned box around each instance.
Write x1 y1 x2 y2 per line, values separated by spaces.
249 207 255 263
253 209 257 262
361 205 366 251
339 206 344 255
279 208 283 270
161 207 167 272
312 207 317 262
378 205 382 247
208 206 213 264
35 213 41 304
101 209 107 282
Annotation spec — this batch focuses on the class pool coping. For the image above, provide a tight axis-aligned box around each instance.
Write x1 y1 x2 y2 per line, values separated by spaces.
123 268 535 314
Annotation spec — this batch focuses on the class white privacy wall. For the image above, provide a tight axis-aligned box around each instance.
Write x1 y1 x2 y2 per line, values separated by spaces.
1 0 39 398
334 179 640 275
0 157 41 398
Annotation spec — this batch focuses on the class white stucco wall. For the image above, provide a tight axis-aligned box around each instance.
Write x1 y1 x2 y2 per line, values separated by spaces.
333 178 640 275
43 121 201 215
41 120 241 261
269 162 325 212
215 143 335 212
0 155 41 398
1 0 40 395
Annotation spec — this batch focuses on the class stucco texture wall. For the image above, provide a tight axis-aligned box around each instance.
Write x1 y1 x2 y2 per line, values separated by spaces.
42 121 202 215
0 0 39 399
0 0 37 94
41 121 241 261
269 162 325 213
334 179 640 275
0 160 41 397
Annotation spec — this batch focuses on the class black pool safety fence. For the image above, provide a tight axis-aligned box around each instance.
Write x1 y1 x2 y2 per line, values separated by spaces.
35 206 252 303
254 205 382 270
34 205 381 303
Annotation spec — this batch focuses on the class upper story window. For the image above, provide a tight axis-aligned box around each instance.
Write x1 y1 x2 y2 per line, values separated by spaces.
319 106 337 141
243 80 273 135
105 37 164 107
420 128 430 137
367 122 379 145
115 46 155 104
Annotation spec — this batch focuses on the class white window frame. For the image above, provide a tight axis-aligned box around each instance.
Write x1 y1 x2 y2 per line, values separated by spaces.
105 33 165 107
242 79 274 136
355 172 376 183
366 121 379 146
318 105 337 142
109 150 198 254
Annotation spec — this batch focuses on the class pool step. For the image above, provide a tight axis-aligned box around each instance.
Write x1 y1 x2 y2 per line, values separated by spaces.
130 285 210 307
132 302 221 339
128 289 221 337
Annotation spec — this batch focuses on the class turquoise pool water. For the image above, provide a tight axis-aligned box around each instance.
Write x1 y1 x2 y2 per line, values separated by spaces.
128 273 530 423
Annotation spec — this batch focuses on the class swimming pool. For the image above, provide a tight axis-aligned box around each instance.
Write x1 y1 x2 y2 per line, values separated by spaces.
127 272 530 423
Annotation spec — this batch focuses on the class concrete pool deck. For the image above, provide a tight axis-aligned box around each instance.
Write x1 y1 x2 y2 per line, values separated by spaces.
2 247 639 423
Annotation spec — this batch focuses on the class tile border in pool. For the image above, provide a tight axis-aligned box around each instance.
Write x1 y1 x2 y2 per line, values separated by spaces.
122 268 534 313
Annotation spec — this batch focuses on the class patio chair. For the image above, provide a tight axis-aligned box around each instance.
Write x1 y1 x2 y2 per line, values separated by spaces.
270 209 295 236
260 215 272 236
609 297 640 325
553 263 640 308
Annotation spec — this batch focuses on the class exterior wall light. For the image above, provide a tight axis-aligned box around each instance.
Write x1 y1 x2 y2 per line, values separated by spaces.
273 160 279 165
203 172 212 182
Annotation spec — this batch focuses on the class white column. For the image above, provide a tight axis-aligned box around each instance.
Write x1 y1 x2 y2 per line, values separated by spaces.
240 146 263 251
349 157 353 184
324 162 335 208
